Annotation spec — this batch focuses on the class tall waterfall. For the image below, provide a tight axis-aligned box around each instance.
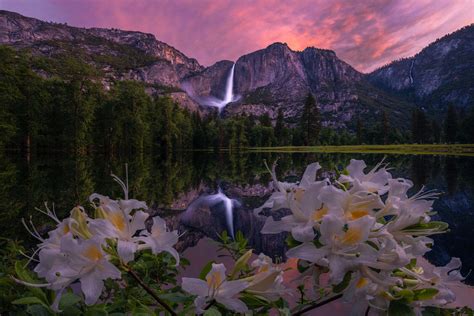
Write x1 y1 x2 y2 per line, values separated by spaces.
208 63 236 111
182 187 238 239
222 63 235 105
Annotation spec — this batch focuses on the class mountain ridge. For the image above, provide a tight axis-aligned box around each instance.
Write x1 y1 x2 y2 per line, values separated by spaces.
0 9 472 128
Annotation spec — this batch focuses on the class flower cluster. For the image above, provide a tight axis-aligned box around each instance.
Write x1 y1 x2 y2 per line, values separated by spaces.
12 161 468 315
258 159 465 313
19 175 179 312
182 251 287 313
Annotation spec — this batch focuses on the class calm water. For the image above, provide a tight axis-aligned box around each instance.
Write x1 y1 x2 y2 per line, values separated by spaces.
1 151 473 289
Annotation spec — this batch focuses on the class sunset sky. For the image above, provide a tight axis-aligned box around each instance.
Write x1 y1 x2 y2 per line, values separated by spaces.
1 0 472 72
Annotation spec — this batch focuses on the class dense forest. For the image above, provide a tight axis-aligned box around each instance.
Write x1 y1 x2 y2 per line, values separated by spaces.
1 46 473 155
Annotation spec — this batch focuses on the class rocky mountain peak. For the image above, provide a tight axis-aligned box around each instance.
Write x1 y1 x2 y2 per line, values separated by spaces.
0 10 471 126
0 9 203 74
368 24 474 111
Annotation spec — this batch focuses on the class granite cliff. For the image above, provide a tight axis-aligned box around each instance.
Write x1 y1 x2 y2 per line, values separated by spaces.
1 10 472 127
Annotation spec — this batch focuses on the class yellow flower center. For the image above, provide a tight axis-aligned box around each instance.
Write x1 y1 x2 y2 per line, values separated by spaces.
312 206 328 221
347 209 369 220
356 277 368 289
109 212 126 231
206 271 223 290
63 224 70 234
83 245 103 262
341 227 363 245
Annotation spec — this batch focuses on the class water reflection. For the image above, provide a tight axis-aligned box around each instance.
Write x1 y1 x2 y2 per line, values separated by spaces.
183 187 240 239
1 151 473 285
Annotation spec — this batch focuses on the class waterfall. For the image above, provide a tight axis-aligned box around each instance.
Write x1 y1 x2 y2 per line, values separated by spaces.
207 63 236 111
183 187 237 239
222 63 235 105
409 59 414 85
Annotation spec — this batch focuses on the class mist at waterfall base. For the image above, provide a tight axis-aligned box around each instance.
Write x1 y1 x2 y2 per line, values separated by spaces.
182 63 240 111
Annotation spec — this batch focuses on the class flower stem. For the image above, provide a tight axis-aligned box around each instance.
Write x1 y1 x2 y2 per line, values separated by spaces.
126 267 177 316
292 294 342 316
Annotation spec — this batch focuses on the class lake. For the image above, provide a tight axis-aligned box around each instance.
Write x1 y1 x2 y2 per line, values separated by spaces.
1 151 473 311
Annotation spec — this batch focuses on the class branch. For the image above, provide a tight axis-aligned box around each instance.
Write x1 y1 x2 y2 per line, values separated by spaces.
292 294 343 316
126 267 177 316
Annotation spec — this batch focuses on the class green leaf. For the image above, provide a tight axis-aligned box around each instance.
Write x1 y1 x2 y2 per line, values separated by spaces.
158 292 192 303
230 249 252 279
26 304 50 316
332 271 352 293
403 221 449 233
241 293 270 308
14 262 49 304
286 234 302 248
413 288 439 301
59 292 81 308
199 261 215 280
204 307 222 316
84 305 108 316
219 231 229 243
406 258 417 270
397 289 415 302
297 259 310 273
12 297 45 306
388 300 416 316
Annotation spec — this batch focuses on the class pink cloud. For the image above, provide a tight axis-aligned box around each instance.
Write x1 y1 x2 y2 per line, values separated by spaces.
1 0 472 72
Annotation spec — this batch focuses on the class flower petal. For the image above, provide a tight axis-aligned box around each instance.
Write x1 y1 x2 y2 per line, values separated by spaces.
181 278 208 297
216 297 248 313
219 279 249 297
80 273 104 305
286 242 326 264
117 240 138 263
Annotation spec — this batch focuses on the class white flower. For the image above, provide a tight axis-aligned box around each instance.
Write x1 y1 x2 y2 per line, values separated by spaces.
342 271 391 315
89 192 150 263
261 180 328 242
254 162 322 215
287 214 377 283
88 210 148 264
318 184 384 221
136 216 180 265
245 254 288 300
182 263 249 313
59 235 122 305
339 159 392 194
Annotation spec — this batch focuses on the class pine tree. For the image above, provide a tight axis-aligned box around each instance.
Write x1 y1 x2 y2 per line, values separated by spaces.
411 109 428 143
382 111 389 144
356 118 364 145
431 120 441 143
275 108 285 144
411 110 418 143
300 93 321 146
259 113 272 127
444 104 458 143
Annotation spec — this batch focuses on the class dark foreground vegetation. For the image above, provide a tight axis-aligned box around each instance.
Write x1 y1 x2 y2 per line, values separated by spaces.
1 46 473 156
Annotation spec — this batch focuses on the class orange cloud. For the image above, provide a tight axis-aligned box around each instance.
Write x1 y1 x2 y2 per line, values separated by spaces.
1 0 472 72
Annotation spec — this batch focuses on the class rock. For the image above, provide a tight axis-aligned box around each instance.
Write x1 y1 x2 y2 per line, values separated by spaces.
368 24 474 114
1 9 471 125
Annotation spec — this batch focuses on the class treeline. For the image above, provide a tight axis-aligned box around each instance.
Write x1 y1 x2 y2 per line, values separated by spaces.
411 105 474 144
0 46 205 155
1 46 472 154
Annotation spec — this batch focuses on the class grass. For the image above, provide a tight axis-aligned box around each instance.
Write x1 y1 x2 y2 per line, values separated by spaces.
245 144 474 156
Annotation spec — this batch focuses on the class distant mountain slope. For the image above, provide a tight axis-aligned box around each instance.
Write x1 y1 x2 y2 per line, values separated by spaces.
1 10 471 129
368 24 474 113
184 42 415 128
0 9 204 111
